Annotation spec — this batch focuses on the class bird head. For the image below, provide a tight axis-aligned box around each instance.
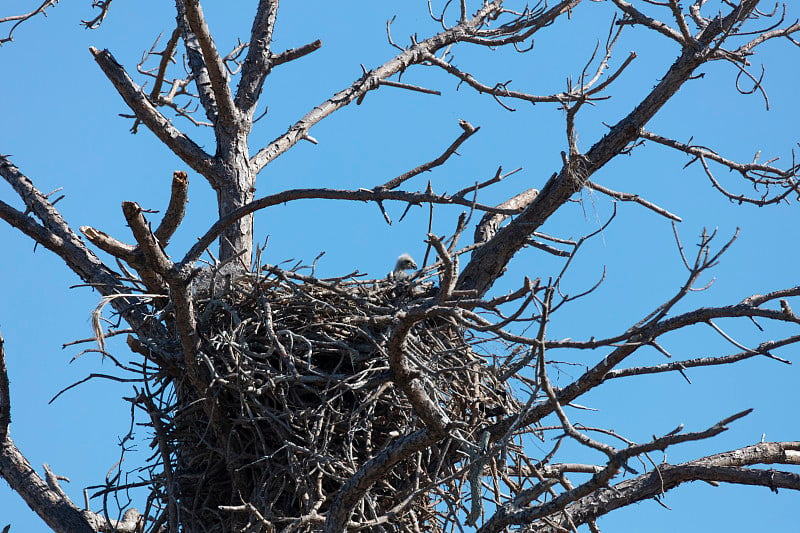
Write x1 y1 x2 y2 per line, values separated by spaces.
394 253 418 273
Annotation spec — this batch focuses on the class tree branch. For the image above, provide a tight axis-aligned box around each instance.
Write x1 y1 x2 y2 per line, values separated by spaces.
80 226 136 260
174 0 219 125
89 47 218 182
492 285 800 440
376 119 478 191
612 0 687 44
0 157 158 334
0 438 98 533
425 49 634 106
639 129 800 205
180 0 238 130
527 442 800 532
0 0 59 45
0 335 143 533
153 170 189 246
235 0 279 118
0 334 9 443
604 334 799 380
180 186 523 265
480 411 763 532
586 180 682 221
271 39 322 67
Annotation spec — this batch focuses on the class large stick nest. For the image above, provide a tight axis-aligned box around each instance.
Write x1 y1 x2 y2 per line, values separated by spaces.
138 264 520 532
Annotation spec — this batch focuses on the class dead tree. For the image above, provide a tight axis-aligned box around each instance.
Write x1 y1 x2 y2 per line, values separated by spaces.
1 1 799 532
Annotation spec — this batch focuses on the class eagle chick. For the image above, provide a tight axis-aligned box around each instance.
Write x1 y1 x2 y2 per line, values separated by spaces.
391 253 418 281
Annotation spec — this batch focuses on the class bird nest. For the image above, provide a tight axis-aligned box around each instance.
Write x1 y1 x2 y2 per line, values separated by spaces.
136 263 519 532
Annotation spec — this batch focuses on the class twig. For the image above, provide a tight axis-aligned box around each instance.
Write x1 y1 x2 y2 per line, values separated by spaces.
586 180 681 221
0 0 60 44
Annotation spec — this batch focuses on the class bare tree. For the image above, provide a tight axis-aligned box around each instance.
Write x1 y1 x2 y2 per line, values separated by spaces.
1 1 799 532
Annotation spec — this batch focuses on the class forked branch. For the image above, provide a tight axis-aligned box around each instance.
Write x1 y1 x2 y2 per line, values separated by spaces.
90 47 217 182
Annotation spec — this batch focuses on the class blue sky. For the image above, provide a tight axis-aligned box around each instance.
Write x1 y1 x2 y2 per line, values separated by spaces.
0 1 798 531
